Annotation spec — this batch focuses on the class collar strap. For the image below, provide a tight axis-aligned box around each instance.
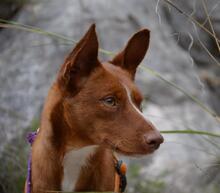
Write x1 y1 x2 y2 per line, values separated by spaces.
113 154 127 193
26 129 39 193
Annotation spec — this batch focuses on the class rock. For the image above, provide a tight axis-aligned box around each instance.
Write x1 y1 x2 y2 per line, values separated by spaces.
0 0 219 193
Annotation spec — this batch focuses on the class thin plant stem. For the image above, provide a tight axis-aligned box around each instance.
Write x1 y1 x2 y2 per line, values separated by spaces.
0 19 76 43
140 65 220 123
162 0 220 44
161 129 220 138
0 19 114 56
194 24 220 67
202 0 220 53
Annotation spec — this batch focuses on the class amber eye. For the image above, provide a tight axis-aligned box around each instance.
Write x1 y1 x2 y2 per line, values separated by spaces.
102 96 117 107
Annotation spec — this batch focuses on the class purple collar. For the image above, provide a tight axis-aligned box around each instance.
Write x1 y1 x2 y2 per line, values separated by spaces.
26 130 38 193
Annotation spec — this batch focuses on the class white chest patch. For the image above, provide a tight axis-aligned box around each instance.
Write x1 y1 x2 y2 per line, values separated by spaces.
61 145 97 192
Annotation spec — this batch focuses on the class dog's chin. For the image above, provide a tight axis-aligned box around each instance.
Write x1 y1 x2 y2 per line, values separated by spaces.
115 146 156 157
102 139 158 156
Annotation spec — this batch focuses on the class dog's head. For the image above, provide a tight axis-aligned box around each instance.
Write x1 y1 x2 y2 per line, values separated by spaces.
55 24 163 155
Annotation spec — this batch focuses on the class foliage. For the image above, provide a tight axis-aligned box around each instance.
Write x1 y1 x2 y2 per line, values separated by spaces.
0 119 39 193
128 163 167 193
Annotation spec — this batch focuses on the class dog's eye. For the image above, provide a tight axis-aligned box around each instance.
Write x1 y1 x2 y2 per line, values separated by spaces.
102 96 117 107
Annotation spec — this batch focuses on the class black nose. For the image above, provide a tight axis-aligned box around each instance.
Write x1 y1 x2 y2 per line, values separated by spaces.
144 131 164 149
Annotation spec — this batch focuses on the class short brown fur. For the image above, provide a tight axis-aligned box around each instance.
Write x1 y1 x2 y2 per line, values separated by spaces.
25 24 163 193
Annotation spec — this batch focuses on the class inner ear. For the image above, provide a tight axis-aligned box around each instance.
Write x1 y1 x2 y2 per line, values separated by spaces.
58 24 100 94
110 29 150 79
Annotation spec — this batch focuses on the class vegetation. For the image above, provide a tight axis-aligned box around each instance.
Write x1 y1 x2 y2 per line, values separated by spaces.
128 163 167 193
0 119 38 193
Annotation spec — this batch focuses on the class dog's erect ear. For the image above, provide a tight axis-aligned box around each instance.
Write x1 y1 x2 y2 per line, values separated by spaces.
110 29 150 79
58 24 99 93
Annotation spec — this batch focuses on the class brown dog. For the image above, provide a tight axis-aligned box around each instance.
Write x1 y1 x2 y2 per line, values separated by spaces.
26 24 163 193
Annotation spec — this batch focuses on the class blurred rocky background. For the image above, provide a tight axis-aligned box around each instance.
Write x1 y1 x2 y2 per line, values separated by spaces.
0 0 219 193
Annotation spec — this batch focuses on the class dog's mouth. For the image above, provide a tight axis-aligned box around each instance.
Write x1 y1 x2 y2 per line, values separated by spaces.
102 139 156 156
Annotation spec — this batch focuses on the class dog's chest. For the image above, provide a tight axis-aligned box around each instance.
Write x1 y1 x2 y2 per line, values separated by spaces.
61 145 97 191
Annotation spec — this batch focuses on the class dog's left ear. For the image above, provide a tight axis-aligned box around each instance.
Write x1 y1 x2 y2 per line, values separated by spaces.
110 29 150 79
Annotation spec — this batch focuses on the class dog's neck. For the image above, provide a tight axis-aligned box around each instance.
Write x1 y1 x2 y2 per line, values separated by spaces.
36 85 100 192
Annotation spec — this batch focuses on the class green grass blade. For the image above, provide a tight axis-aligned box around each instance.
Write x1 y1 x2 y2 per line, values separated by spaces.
0 19 114 55
161 129 220 138
0 18 76 43
140 65 220 123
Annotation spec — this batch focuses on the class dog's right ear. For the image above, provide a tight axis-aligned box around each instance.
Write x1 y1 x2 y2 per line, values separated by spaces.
58 24 99 94
110 29 150 79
